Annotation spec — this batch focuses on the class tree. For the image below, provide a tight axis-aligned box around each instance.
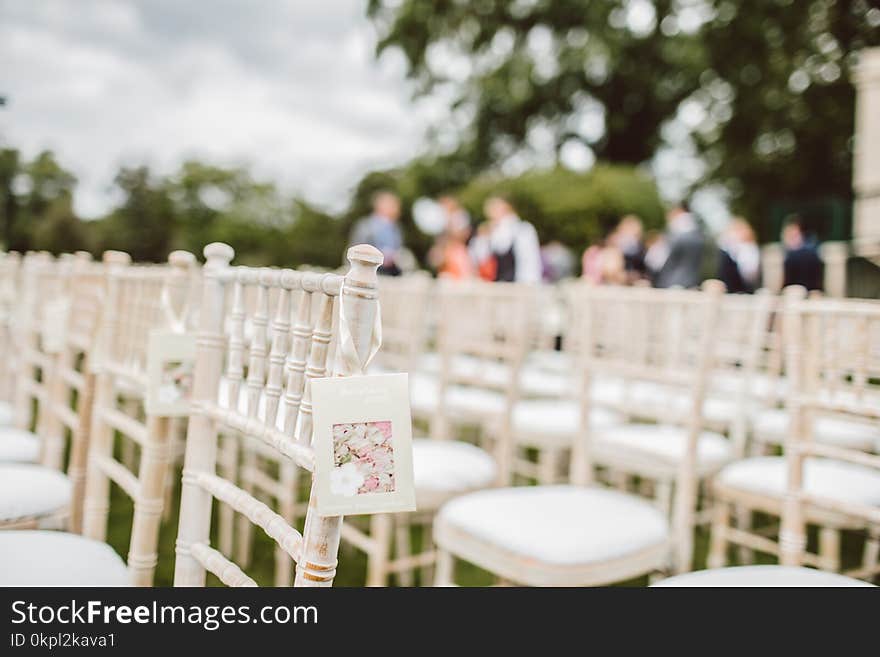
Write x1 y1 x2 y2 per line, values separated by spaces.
368 0 880 236
0 148 20 248
368 0 704 167
457 164 664 257
697 0 879 227
95 166 175 262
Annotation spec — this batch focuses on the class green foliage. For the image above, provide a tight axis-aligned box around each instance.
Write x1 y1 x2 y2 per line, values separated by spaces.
457 164 664 255
698 0 879 223
368 0 702 167
367 0 879 231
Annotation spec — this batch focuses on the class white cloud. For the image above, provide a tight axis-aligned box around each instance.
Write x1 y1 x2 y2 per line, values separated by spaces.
0 0 430 217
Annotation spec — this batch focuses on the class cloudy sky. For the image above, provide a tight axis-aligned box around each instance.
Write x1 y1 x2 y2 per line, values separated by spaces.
0 0 727 227
0 0 436 217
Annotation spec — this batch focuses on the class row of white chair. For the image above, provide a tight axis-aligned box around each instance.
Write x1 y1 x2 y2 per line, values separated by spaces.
0 243 388 587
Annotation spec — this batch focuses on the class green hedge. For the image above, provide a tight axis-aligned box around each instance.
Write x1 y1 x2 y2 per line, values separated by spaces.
456 164 665 257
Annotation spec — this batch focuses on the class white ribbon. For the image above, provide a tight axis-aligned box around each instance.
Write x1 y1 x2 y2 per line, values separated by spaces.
335 286 382 376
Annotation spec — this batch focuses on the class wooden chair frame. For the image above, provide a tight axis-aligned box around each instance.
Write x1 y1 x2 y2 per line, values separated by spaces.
173 242 383 587
82 250 196 586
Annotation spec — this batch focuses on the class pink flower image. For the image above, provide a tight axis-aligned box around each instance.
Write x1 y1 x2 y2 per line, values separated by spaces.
330 421 396 496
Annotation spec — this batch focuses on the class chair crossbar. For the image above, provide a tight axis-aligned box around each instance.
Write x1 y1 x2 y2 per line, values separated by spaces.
195 472 303 561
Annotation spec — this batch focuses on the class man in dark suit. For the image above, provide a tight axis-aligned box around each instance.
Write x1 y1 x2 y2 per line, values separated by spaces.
653 203 705 289
782 218 824 291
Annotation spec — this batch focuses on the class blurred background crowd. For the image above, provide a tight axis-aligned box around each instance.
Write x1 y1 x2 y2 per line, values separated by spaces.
0 1 878 294
350 187 824 294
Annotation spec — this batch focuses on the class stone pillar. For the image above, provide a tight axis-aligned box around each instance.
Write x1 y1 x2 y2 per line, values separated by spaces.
819 241 849 298
853 48 880 255
761 243 784 293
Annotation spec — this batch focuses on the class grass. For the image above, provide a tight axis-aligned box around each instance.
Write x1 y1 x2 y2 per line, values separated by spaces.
105 471 870 588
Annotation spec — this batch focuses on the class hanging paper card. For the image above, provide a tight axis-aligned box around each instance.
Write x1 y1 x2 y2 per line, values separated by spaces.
41 297 71 354
311 372 415 516
145 331 197 416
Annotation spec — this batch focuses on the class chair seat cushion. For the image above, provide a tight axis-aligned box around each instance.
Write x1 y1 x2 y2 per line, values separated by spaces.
416 355 569 399
0 401 13 427
526 350 572 374
437 485 668 566
652 565 874 587
0 531 129 586
717 456 880 506
752 408 880 450
0 464 71 522
593 423 732 471
412 439 496 494
512 399 623 441
410 374 505 419
0 427 40 463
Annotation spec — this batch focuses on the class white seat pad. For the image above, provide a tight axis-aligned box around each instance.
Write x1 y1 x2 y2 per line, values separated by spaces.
512 399 623 437
412 439 496 493
0 401 14 427
438 485 668 565
753 408 880 450
526 350 572 374
410 372 440 414
0 427 40 463
591 378 625 407
718 456 880 506
410 374 505 418
0 531 129 586
0 464 71 522
653 565 874 587
594 423 732 468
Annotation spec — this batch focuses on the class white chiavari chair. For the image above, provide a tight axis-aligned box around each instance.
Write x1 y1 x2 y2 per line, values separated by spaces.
432 282 724 585
709 288 880 578
173 243 385 587
0 251 22 427
339 281 516 587
0 252 91 530
0 251 195 584
560 283 741 543
656 293 880 587
216 281 330 585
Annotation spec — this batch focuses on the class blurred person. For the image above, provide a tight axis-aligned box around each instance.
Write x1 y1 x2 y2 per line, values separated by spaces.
608 214 646 282
471 195 542 283
717 217 761 293
581 238 626 285
652 201 705 289
427 196 474 280
782 216 823 291
540 240 575 283
350 190 403 276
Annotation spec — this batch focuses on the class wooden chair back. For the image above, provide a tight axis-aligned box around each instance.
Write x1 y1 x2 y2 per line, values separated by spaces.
569 282 725 571
81 250 197 586
375 273 432 374
780 291 880 568
173 242 383 587
0 251 22 402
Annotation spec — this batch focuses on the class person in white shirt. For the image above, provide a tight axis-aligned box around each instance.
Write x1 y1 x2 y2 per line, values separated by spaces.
472 195 542 284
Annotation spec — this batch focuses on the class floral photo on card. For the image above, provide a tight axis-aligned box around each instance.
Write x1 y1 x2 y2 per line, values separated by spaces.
330 421 396 497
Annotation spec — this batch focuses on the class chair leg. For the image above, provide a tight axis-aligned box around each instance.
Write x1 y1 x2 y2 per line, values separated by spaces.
818 527 841 572
537 448 558 485
655 480 673 518
434 549 455 586
234 445 257 568
861 527 880 580
707 502 730 569
734 505 753 564
394 516 413 587
419 521 434 586
366 513 393 587
274 462 299 587
216 432 238 557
